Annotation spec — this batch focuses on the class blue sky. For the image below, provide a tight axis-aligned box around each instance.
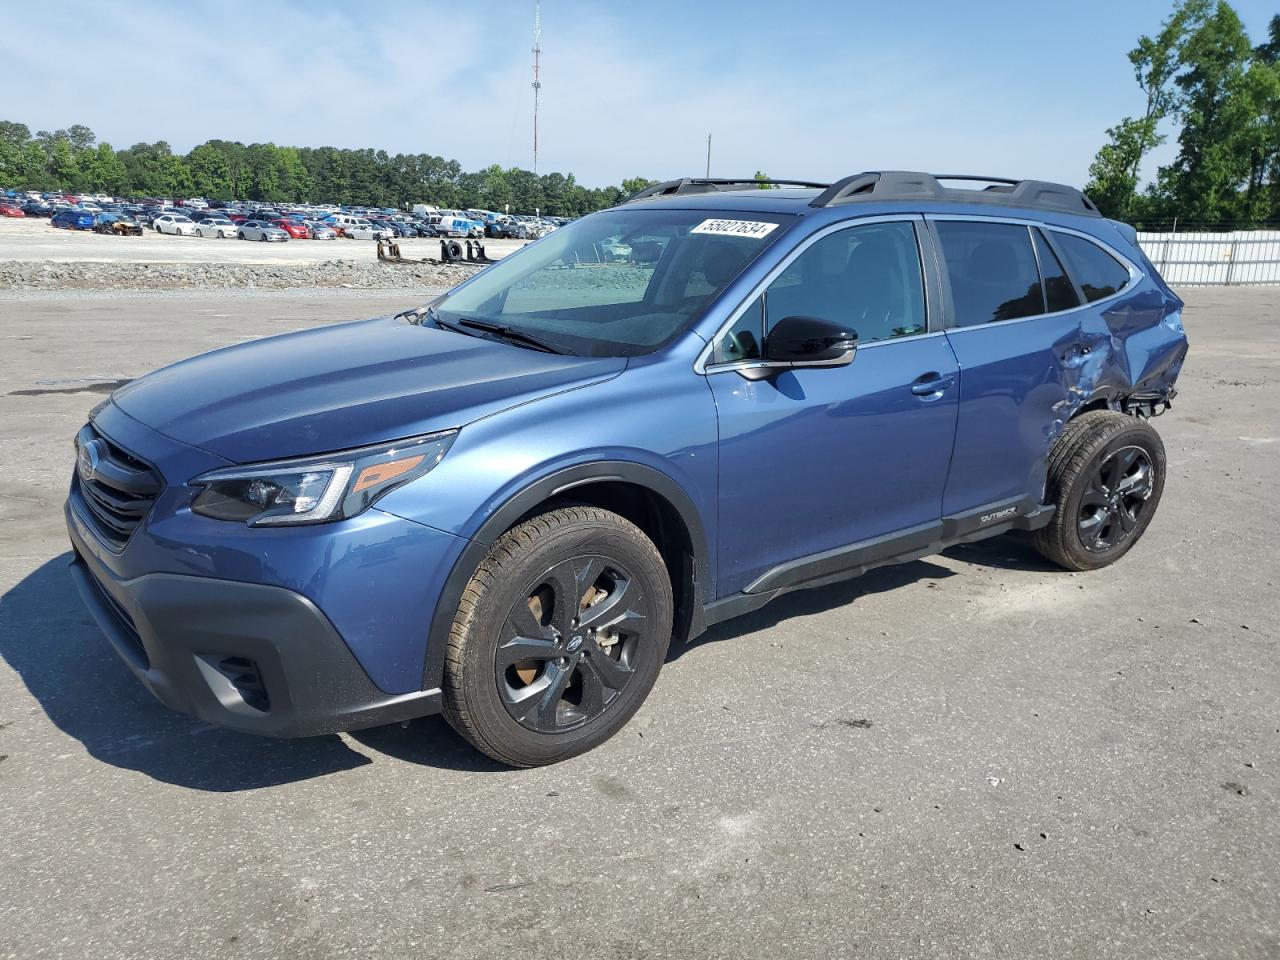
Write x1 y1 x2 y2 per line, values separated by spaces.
7 0 1278 188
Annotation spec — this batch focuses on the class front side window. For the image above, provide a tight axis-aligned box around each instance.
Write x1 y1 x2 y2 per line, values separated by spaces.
436 209 791 357
934 220 1044 325
1052 232 1131 302
709 220 926 364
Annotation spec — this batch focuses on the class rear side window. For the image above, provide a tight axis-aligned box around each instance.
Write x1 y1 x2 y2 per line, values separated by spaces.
934 221 1044 325
1052 232 1131 302
1033 228 1081 313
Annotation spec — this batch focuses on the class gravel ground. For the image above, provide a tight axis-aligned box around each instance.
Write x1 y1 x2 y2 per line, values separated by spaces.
0 287 1277 959
0 258 484 291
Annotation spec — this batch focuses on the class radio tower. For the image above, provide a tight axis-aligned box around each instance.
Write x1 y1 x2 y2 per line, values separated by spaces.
531 1 542 176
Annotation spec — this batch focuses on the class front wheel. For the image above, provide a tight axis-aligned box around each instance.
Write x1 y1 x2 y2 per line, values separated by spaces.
1034 410 1166 571
443 506 673 767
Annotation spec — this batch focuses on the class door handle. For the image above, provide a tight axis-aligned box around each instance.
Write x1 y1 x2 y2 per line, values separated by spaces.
911 373 954 396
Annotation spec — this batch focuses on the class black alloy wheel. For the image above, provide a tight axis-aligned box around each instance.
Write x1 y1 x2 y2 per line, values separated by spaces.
497 555 647 734
1077 445 1155 553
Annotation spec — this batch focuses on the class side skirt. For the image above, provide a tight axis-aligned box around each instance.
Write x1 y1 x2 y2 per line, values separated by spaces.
697 497 1054 634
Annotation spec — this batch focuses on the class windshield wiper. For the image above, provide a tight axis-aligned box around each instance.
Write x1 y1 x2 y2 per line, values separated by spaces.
456 318 574 355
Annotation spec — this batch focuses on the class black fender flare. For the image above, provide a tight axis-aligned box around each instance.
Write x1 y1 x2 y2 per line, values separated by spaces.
420 460 709 690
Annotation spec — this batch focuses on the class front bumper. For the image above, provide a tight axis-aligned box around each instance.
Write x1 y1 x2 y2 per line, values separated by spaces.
67 515 441 737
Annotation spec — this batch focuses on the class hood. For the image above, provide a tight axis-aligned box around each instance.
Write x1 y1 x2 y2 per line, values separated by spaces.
111 315 625 463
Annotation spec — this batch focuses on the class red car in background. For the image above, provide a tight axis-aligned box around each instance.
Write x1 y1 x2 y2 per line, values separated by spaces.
0 202 25 217
269 218 310 239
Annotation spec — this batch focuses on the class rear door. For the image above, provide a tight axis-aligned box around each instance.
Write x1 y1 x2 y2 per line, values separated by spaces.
928 217 1085 519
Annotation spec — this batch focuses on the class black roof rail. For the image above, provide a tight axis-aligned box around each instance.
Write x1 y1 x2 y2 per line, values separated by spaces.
809 171 1100 216
625 177 830 203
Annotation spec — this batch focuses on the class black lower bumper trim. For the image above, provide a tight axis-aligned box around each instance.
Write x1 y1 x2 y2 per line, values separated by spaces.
67 542 440 738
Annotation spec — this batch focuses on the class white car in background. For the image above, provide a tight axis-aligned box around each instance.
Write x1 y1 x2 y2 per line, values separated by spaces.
344 223 395 240
236 220 290 242
306 222 338 239
194 216 237 239
153 214 196 236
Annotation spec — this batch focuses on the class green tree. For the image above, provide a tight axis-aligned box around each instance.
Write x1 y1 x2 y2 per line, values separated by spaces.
79 142 128 194
186 143 233 197
47 137 79 190
1085 0 1208 219
1155 1 1259 221
621 176 656 197
0 121 30 150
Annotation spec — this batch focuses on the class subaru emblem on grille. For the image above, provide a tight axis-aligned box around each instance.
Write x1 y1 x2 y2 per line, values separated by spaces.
78 438 104 483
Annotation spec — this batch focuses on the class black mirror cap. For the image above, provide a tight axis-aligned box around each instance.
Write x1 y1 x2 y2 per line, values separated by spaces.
764 315 858 364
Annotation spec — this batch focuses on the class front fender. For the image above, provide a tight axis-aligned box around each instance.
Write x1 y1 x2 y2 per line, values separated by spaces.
412 458 711 690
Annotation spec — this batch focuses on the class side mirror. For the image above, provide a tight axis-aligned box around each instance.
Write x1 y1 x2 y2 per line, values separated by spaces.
762 315 858 366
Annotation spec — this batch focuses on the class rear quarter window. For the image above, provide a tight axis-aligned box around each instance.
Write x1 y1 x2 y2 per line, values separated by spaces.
1051 232 1132 302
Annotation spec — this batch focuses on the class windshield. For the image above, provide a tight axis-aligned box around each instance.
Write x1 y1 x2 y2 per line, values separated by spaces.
435 208 791 357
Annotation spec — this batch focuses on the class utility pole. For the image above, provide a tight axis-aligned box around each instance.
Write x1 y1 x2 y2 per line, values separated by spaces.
531 1 542 176
705 133 711 178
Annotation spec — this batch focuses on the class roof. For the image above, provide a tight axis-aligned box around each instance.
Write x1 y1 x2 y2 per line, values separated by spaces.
620 172 1101 219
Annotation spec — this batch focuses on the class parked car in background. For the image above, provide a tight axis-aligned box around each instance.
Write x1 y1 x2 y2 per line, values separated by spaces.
194 216 238 239
0 202 26 217
307 223 338 240
153 214 196 236
269 218 310 239
50 209 96 230
236 220 290 242
343 222 395 240
432 212 482 238
22 201 55 217
93 213 144 236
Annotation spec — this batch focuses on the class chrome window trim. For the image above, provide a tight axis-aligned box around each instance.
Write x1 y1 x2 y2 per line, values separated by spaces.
926 214 1142 331
693 214 929 375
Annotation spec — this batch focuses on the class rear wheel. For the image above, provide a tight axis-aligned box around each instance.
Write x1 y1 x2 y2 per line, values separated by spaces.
443 506 673 767
1034 410 1166 571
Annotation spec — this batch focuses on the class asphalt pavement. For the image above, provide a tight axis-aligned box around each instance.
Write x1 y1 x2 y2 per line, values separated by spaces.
0 286 1276 959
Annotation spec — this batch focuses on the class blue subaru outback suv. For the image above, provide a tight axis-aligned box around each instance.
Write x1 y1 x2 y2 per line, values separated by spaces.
67 172 1188 766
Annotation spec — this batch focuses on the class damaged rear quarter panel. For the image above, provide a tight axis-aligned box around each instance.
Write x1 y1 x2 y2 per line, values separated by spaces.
941 221 1188 516
1075 273 1192 417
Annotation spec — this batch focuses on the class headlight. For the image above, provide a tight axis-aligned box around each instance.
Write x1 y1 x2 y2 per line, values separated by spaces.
190 431 456 526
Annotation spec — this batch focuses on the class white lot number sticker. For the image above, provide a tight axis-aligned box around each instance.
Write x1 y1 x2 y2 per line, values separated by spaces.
690 218 779 240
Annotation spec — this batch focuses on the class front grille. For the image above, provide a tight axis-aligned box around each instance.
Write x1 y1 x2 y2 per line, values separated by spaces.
74 423 162 551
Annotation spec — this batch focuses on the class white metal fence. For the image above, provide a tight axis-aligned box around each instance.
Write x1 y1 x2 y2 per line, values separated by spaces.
1137 231 1280 286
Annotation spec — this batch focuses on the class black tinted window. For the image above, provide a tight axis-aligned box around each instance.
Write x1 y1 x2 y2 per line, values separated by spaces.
763 221 926 344
1033 228 1081 313
935 221 1044 325
1052 232 1130 302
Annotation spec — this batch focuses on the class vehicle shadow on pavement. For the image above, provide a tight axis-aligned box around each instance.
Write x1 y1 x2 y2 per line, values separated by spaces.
672 532 1053 658
671 556 960 659
0 555 491 790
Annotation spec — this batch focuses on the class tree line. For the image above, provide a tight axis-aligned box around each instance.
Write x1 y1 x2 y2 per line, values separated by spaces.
0 123 656 216
1086 3 1280 227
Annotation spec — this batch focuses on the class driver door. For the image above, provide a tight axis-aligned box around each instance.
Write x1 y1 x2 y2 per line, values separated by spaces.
706 217 961 597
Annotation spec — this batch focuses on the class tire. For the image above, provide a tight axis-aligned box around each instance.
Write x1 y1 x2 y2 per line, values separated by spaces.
1033 410 1166 571
237 232 245 240
443 506 674 767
